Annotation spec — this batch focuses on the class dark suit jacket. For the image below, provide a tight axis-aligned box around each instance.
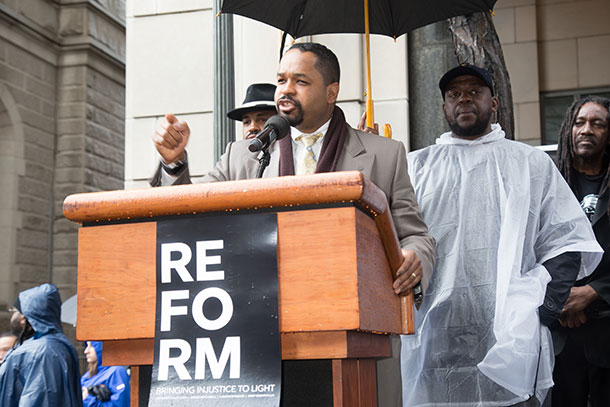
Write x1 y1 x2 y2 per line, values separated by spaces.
552 176 610 367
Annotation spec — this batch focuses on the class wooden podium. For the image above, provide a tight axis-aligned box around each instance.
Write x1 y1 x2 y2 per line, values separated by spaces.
63 171 414 406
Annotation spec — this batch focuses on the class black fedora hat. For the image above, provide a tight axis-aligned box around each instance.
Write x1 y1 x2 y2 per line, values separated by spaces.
227 83 277 121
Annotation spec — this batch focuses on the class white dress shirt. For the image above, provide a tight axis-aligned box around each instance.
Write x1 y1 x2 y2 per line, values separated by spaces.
290 118 331 176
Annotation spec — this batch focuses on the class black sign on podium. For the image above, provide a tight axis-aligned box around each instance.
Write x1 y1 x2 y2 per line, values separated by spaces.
149 212 281 407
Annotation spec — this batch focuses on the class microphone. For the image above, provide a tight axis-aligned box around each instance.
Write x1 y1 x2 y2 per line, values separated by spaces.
248 115 290 153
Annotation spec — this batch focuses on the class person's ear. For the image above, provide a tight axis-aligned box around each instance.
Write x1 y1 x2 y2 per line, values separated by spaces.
327 82 339 104
491 96 499 113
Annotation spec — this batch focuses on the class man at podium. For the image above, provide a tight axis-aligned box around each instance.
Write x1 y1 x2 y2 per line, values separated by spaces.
150 42 435 405
151 42 434 299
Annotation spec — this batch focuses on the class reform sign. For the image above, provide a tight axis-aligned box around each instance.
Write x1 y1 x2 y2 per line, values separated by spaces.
149 213 281 407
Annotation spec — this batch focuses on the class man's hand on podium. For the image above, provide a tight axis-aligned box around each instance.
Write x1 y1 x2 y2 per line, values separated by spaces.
153 113 191 165
392 248 422 295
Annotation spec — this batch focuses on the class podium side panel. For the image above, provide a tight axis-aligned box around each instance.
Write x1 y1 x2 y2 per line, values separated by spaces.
77 222 157 341
355 211 402 333
103 339 154 365
277 207 359 332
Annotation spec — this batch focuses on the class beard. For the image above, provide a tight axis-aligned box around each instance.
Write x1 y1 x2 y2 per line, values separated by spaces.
446 108 493 138
10 324 22 337
10 316 23 337
276 96 304 127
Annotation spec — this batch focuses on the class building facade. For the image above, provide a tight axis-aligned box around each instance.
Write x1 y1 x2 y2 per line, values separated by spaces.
124 0 610 188
0 0 126 335
495 0 610 145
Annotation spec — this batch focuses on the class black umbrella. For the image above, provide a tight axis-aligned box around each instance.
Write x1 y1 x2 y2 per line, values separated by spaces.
221 0 497 128
222 0 496 39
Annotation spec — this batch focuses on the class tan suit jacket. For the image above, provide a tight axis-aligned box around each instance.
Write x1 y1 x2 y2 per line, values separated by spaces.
151 125 434 406
152 125 435 285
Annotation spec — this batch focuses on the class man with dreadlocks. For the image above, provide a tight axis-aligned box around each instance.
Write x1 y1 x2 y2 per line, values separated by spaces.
552 96 610 407
400 65 603 407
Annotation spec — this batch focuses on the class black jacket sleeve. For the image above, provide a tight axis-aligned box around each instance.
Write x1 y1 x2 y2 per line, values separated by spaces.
539 251 581 326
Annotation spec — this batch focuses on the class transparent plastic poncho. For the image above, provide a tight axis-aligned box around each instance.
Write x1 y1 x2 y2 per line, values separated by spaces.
401 125 602 407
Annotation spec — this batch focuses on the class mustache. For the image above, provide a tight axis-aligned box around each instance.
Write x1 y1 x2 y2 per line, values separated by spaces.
276 95 302 109
456 106 477 116
575 135 598 145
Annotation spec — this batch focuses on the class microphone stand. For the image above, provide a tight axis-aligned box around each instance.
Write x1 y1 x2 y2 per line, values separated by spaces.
256 147 271 179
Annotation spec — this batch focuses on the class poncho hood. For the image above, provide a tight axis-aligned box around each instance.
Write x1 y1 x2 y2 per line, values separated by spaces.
18 283 63 337
436 123 505 146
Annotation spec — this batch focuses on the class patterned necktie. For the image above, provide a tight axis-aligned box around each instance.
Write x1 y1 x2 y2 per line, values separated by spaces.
296 133 323 175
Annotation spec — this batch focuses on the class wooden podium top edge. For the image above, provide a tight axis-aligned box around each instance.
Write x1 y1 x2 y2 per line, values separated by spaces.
63 171 389 223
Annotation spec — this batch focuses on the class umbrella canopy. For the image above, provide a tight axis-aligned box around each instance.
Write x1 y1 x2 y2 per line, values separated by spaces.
221 0 497 39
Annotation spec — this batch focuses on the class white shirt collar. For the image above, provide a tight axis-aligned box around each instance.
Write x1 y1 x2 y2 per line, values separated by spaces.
290 118 332 141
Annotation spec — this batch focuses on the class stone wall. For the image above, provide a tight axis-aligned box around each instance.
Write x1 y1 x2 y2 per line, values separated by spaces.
0 0 125 335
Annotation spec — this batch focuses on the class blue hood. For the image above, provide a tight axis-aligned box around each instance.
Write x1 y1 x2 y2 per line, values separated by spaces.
18 283 63 337
90 341 104 369
81 341 131 407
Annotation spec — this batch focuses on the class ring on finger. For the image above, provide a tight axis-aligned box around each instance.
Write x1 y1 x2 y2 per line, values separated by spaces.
412 272 417 279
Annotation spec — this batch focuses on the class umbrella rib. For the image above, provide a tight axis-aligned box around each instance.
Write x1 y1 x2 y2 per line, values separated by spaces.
386 0 396 37
292 0 309 39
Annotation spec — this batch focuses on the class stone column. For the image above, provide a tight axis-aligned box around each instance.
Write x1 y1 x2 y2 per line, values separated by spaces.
407 21 457 150
213 0 235 161
53 1 125 303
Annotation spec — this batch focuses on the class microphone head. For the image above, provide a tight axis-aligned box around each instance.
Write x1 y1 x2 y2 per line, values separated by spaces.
247 115 291 153
248 138 264 152
265 115 290 140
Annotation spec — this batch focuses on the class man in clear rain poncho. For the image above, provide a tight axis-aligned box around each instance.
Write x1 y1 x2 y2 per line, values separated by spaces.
401 64 603 407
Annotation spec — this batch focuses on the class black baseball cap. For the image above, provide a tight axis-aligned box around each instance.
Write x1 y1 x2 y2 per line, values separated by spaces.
227 83 277 121
439 64 495 97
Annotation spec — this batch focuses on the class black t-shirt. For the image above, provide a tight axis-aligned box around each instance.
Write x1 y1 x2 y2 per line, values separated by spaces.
574 170 604 221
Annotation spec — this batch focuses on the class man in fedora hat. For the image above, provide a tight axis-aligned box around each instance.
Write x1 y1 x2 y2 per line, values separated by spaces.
151 83 277 179
227 83 277 140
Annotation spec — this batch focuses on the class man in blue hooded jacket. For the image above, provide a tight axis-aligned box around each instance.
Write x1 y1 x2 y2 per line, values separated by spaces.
0 283 83 406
